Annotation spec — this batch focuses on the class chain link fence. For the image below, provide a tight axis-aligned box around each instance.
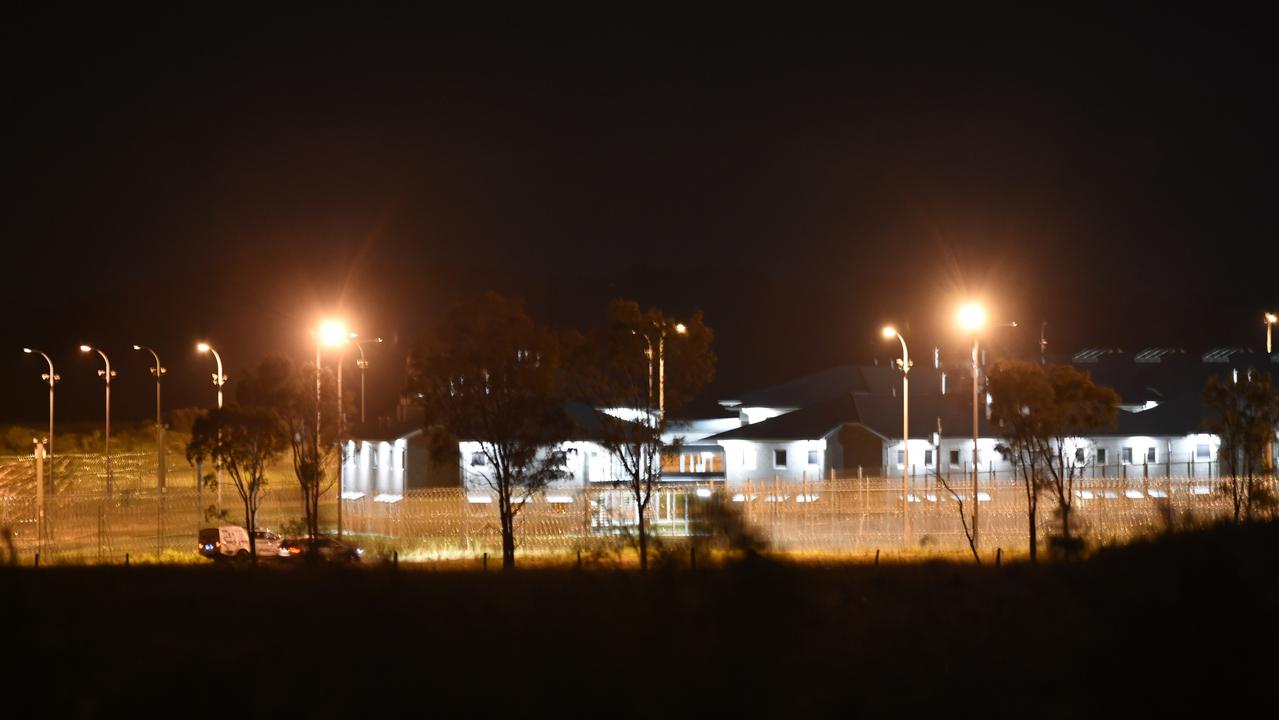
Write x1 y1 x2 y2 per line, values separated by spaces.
0 452 1262 564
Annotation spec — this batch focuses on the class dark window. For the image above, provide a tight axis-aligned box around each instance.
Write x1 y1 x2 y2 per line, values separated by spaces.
1146 447 1156 463
807 450 819 465
773 449 787 468
1122 447 1133 464
471 452 487 467
895 450 904 465
1075 448 1085 463
1096 448 1107 464
949 450 960 466
924 449 934 466
1196 444 1211 459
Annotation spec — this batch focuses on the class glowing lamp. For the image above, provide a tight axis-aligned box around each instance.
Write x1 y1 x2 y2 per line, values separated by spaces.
318 320 350 347
881 326 897 339
957 304 986 332
79 344 92 353
674 322 687 335
196 342 210 353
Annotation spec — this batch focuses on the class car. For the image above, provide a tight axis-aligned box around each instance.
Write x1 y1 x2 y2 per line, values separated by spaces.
278 536 364 563
197 526 283 561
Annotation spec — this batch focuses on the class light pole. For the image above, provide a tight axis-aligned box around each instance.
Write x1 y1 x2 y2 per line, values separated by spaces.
23 348 58 494
133 345 167 490
197 343 226 511
882 326 911 541
354 337 383 426
956 305 986 555
1266 313 1277 354
23 348 58 548
316 320 354 539
80 344 116 495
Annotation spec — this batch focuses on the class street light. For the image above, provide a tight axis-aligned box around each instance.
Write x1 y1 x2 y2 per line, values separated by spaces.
134 345 167 491
354 337 383 425
956 303 1017 557
1266 312 1277 354
314 319 355 539
196 343 226 409
197 342 226 511
636 320 687 422
882 326 911 541
80 344 116 495
23 347 59 548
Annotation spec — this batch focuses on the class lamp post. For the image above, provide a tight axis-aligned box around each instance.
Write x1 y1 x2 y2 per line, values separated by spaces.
882 327 911 541
316 320 353 539
133 345 167 490
23 348 58 494
956 305 986 554
354 337 383 426
197 343 226 510
80 344 116 495
1266 313 1277 354
23 348 58 548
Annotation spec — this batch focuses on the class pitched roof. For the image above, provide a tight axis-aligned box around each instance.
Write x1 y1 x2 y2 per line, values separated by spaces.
720 364 941 409
706 392 996 442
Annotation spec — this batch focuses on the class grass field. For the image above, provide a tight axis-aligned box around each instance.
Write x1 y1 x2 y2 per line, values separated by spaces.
1 520 1274 716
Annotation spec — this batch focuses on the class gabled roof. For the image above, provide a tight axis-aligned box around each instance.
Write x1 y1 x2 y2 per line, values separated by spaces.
706 392 997 442
720 364 940 410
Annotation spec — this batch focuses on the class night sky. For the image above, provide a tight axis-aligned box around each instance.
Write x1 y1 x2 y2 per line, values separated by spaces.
4 7 1276 424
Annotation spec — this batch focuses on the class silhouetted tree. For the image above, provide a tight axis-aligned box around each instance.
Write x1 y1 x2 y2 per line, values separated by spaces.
989 363 1118 559
186 406 286 560
1203 370 1279 522
574 299 715 572
237 354 342 541
407 292 573 570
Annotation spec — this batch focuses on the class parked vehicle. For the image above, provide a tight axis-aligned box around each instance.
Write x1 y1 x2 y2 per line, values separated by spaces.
278 536 364 563
197 526 282 561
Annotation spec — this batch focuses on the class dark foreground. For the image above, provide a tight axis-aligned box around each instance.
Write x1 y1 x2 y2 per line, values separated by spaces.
3 523 1277 718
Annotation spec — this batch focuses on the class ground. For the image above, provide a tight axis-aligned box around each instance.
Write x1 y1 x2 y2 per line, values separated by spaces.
1 521 1275 716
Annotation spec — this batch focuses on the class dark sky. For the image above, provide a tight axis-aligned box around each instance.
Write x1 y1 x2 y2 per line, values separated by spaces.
3 7 1276 424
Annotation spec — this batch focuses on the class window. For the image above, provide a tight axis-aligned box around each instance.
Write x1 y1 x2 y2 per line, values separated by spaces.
807 450 819 465
774 449 787 468
924 449 934 466
1122 447 1133 464
1196 444 1211 459
1096 448 1107 464
1145 447 1156 463
1075 448 1085 463
895 450 905 466
949 450 960 466
742 448 757 471
401 448 408 470
471 452 487 467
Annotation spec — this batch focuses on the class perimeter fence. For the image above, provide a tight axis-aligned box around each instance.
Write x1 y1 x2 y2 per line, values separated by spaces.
0 452 1263 564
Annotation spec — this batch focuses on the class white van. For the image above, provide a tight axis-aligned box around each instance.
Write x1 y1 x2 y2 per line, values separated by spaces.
197 526 279 561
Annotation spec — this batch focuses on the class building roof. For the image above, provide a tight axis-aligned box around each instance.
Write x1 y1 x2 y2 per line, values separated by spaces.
707 392 997 443
720 364 941 410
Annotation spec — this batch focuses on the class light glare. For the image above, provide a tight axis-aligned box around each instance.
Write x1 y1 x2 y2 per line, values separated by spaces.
196 342 210 353
881 326 897 339
958 303 986 332
319 320 350 347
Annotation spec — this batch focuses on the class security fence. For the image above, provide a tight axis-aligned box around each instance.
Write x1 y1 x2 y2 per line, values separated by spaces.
0 452 1264 564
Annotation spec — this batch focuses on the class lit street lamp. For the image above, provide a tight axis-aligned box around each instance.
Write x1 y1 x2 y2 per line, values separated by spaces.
882 326 911 540
957 303 1017 557
354 337 383 425
133 345 167 490
957 304 985 555
637 321 687 422
197 342 227 511
80 344 117 495
1266 312 1277 354
315 319 355 539
23 347 59 547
